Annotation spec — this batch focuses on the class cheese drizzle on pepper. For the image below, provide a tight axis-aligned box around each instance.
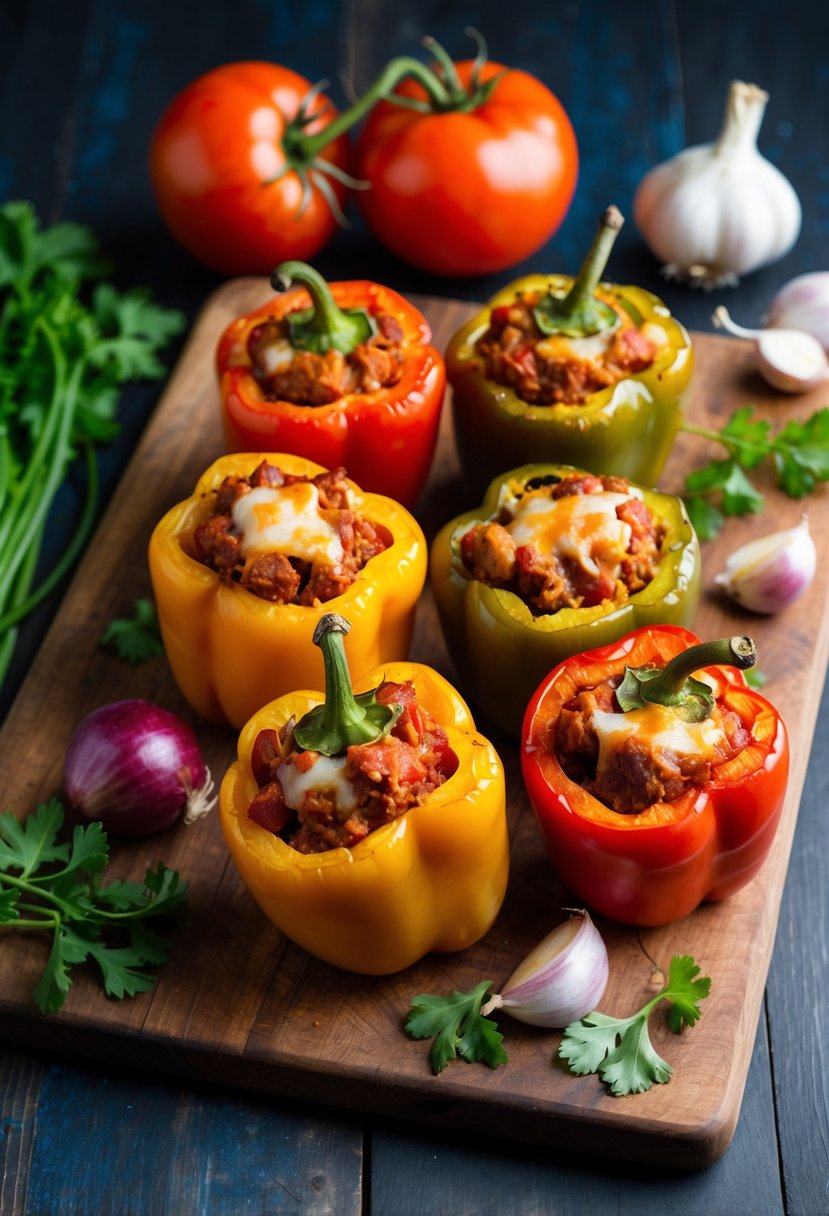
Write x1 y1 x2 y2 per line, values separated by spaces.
231 482 347 564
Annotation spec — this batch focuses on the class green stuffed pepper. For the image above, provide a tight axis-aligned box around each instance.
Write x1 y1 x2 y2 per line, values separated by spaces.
447 207 693 499
430 463 701 738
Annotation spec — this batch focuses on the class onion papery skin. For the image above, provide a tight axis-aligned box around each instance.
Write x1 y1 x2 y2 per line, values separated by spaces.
63 699 211 836
489 910 609 1028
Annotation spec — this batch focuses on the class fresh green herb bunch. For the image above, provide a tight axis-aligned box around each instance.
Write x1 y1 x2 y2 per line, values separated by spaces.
0 202 184 691
0 799 187 1013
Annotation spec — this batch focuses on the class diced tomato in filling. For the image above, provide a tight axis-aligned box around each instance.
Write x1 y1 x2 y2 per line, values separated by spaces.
246 680 457 853
460 472 665 617
248 782 292 834
188 462 390 605
554 678 750 814
476 291 658 405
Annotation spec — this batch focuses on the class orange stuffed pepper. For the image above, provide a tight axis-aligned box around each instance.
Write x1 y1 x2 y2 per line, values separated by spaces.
148 453 426 729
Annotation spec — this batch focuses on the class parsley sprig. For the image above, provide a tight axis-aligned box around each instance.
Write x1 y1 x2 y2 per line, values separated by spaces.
100 597 165 664
0 202 184 692
0 799 187 1013
559 954 711 1095
405 981 508 1074
682 406 829 539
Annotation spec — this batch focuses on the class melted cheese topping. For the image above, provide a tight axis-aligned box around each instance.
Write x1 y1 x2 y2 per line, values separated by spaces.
534 329 616 362
278 754 358 813
506 490 635 578
592 704 726 774
257 338 294 375
231 483 345 564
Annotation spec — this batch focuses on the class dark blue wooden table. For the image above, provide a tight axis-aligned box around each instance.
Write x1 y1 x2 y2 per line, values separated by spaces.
1 2 828 1212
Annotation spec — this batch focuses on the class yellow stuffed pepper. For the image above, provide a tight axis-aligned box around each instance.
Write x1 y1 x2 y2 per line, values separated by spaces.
219 614 509 973
148 453 426 729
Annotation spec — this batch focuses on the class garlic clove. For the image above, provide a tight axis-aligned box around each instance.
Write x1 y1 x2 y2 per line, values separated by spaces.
714 516 816 613
767 272 829 352
480 909 609 1028
712 306 829 393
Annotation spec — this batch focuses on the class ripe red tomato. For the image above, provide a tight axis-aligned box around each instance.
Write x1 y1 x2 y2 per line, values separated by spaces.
149 62 351 275
354 59 579 277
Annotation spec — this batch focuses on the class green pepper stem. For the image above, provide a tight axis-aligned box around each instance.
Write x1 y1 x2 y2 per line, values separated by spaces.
292 614 399 755
645 636 756 701
272 261 376 356
562 205 625 314
531 207 625 338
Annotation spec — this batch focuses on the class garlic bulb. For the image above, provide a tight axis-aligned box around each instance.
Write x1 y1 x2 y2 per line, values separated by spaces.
712 305 828 393
633 81 801 289
715 516 816 613
480 909 609 1028
767 273 829 352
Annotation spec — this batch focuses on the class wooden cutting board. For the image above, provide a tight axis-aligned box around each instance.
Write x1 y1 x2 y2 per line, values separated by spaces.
1 279 827 1169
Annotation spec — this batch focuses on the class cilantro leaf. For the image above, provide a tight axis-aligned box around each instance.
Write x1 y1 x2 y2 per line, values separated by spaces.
90 283 185 380
0 800 187 1013
57 820 110 883
92 863 188 920
597 1018 673 1095
682 405 829 536
406 981 508 1074
662 954 711 1031
719 462 765 517
100 598 165 664
719 406 773 468
34 925 75 1014
0 799 68 877
559 953 711 1096
62 924 165 1000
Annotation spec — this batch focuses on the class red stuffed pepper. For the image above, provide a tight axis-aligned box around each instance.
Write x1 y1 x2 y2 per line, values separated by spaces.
521 626 789 926
217 261 446 508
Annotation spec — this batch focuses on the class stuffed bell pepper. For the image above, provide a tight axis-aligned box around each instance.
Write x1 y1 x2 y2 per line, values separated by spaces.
430 464 700 737
447 206 693 497
522 626 789 927
148 453 426 729
217 261 446 508
219 613 509 973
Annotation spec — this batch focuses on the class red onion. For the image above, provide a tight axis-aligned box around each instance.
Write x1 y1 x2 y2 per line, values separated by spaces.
63 699 216 835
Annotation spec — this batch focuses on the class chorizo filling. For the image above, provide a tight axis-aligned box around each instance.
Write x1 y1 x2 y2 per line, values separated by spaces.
187 461 390 605
246 681 458 853
553 677 750 815
458 472 666 616
476 292 658 405
248 313 405 405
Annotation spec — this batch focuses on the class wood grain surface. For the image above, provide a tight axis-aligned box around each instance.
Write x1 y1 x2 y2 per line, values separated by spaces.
1 279 827 1170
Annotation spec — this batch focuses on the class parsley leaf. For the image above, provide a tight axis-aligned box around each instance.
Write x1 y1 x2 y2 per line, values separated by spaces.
0 201 184 695
0 799 186 1013
100 598 165 664
406 981 508 1074
0 800 68 877
559 954 711 1096
682 406 829 538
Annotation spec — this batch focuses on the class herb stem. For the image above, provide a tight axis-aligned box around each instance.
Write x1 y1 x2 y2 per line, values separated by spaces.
681 420 767 457
0 441 99 632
